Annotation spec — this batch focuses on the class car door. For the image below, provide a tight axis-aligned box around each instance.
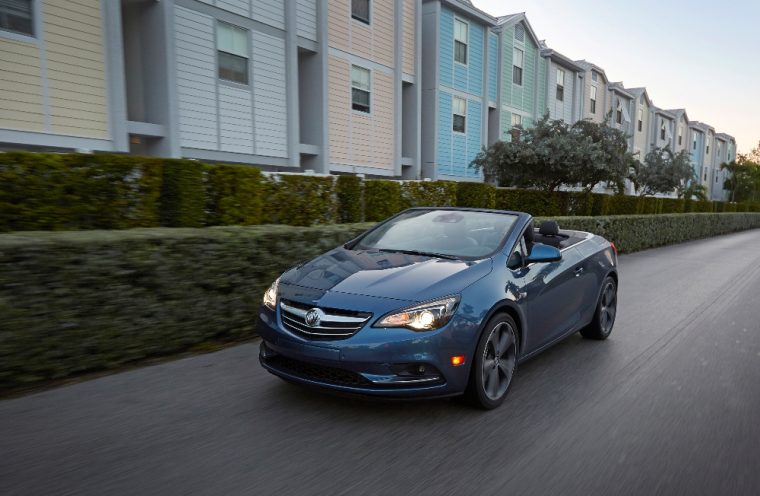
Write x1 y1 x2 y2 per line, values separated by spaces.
520 245 587 353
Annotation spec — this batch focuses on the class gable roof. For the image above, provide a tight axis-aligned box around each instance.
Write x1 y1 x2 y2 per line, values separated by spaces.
608 82 634 100
665 108 690 124
689 120 714 133
438 0 497 25
715 132 735 143
626 87 652 107
652 106 676 120
574 60 609 84
495 13 540 46
540 46 583 72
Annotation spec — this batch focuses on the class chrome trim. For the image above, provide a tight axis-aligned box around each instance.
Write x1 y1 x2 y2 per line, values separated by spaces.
280 302 368 323
279 300 371 338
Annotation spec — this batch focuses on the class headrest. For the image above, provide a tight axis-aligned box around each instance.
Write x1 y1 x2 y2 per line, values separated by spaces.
539 221 559 236
524 225 535 242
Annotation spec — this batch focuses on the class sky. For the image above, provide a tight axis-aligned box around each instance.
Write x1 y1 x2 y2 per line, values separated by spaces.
473 0 760 154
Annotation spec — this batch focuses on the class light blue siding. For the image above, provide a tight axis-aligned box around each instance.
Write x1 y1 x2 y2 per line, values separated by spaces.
488 33 497 102
437 92 453 176
467 23 484 95
464 100 482 179
439 9 454 88
439 7 486 97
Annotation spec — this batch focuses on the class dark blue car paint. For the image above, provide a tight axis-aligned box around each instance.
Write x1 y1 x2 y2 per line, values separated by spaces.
258 209 618 398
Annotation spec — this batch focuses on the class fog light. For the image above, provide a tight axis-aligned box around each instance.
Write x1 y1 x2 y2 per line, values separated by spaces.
451 355 465 366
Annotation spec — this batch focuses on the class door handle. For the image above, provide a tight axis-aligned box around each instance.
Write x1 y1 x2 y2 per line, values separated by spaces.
574 267 584 277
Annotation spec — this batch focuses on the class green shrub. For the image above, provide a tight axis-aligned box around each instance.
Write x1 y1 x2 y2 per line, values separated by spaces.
0 152 162 231
160 159 205 227
685 200 714 213
262 175 336 226
205 164 264 226
661 198 685 214
0 223 374 390
601 195 642 215
456 182 496 208
497 189 562 216
364 180 402 221
336 175 364 223
401 181 457 209
563 192 595 216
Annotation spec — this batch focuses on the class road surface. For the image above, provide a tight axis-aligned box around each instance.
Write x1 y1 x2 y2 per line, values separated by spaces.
2 230 760 495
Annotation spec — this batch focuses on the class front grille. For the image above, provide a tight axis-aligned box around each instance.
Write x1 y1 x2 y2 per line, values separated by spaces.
279 299 371 339
263 353 371 387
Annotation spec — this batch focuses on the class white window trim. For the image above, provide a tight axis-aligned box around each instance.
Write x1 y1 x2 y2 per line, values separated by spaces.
513 47 524 86
453 16 469 67
452 96 467 134
350 64 372 115
216 21 251 87
0 0 39 44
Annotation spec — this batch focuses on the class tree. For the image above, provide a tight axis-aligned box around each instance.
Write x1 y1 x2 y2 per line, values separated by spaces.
634 147 696 197
471 114 635 192
722 155 760 202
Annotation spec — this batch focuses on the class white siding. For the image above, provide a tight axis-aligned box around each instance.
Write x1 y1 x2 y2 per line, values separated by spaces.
252 31 287 157
251 0 284 30
217 0 249 17
219 85 254 154
174 6 218 150
296 0 317 41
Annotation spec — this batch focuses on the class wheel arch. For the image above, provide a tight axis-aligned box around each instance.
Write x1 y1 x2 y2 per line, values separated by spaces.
479 300 526 356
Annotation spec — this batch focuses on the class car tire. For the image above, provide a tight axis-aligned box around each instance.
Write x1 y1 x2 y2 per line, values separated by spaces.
466 313 519 410
580 276 617 340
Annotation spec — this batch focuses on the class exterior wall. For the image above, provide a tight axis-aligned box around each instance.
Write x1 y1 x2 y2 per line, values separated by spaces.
296 0 317 41
672 114 688 154
402 0 416 76
608 92 634 141
0 0 113 148
579 70 599 123
632 96 651 160
688 127 705 185
652 114 674 150
500 21 540 140
545 60 576 123
172 5 289 159
487 32 498 103
326 0 398 175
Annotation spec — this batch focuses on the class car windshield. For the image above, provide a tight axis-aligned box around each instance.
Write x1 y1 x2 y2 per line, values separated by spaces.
355 210 518 259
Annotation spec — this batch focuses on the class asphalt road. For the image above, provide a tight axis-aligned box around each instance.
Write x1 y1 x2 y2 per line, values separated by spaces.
2 230 760 496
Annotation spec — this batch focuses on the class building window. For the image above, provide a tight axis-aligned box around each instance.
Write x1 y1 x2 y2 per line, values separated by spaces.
514 23 525 42
351 0 370 24
556 69 565 102
217 22 249 85
589 86 597 114
703 167 707 181
0 0 34 37
511 113 522 127
452 96 466 133
692 135 697 150
637 108 643 132
678 126 683 146
513 48 523 86
454 18 468 65
351 65 371 113
616 100 623 125
591 71 598 82
706 143 710 155
717 142 721 157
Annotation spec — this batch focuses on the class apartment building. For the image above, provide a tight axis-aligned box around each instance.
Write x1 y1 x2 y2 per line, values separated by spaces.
607 83 634 151
495 13 544 141
540 45 583 124
626 87 652 160
650 107 676 151
420 0 496 181
666 109 689 154
575 60 609 124
688 121 708 188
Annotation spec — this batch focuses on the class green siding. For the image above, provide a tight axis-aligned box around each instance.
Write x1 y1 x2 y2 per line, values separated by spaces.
499 20 541 138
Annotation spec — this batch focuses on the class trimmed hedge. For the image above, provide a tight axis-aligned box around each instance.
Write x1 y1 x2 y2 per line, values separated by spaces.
456 182 496 209
401 181 458 208
0 223 373 390
205 163 264 226
364 180 402 222
336 175 363 223
2 214 760 391
160 159 205 227
262 175 336 226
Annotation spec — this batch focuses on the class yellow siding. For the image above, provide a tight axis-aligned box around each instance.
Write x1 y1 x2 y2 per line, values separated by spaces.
0 39 44 131
371 0 394 68
402 0 415 76
327 56 395 170
328 0 396 70
43 0 109 139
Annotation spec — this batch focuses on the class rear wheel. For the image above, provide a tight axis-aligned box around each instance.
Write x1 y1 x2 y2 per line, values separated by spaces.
580 276 617 340
467 314 518 409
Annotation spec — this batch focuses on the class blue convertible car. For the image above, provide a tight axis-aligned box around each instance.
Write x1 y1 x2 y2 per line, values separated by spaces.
258 208 618 409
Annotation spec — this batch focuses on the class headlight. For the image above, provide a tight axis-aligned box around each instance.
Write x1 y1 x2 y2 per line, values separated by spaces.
375 296 460 331
263 278 279 310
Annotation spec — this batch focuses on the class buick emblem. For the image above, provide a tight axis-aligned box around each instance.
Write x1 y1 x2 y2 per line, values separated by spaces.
304 308 324 327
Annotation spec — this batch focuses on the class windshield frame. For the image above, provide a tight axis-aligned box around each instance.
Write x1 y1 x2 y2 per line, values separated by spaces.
346 207 521 261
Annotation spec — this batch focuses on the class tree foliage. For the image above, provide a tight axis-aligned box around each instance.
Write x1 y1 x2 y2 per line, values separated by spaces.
722 154 760 203
471 114 635 193
633 147 695 198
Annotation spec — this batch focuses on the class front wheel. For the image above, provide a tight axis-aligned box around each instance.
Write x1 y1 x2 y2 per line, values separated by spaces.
580 276 617 340
466 313 519 409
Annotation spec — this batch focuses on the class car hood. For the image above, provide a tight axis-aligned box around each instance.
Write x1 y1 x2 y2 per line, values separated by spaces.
280 248 493 302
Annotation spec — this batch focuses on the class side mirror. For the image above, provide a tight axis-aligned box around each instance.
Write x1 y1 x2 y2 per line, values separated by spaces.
525 243 562 264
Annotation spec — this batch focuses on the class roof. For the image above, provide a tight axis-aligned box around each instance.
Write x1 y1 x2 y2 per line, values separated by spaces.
689 120 715 132
665 108 689 124
714 133 732 143
652 106 676 120
574 60 609 84
495 13 540 45
540 46 583 72
626 87 652 106
608 82 634 100
433 0 497 25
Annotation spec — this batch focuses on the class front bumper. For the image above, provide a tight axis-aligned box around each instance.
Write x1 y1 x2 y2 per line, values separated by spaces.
257 304 479 398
